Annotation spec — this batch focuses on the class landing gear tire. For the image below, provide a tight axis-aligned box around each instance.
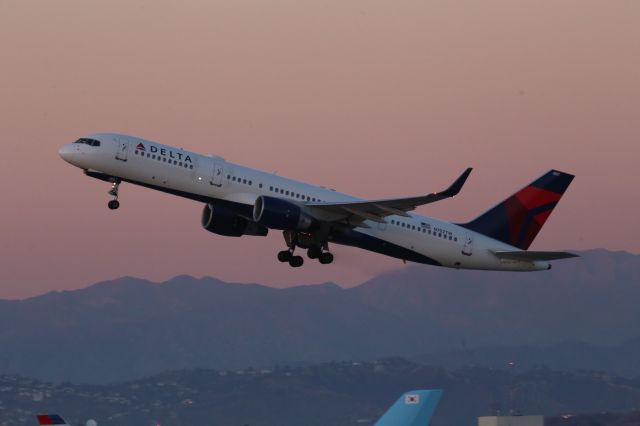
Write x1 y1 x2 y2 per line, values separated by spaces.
277 250 292 263
307 247 321 259
319 252 334 265
107 180 121 210
289 256 304 268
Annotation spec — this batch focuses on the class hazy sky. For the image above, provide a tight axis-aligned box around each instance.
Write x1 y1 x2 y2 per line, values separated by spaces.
1 0 638 299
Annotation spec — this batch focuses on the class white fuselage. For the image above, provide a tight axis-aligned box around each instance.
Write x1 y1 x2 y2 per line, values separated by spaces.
59 133 550 271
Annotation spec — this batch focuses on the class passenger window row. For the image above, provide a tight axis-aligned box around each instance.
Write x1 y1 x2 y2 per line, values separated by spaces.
227 175 253 186
134 150 194 169
389 219 458 242
268 185 323 203
224 174 324 203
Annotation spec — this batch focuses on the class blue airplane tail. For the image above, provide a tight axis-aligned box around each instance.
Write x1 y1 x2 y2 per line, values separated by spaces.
374 389 442 426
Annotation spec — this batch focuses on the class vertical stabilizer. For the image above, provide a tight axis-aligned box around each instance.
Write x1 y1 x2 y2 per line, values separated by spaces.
461 170 574 249
374 389 442 426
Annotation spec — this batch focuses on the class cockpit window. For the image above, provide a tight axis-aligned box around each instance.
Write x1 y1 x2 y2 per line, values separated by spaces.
73 138 101 147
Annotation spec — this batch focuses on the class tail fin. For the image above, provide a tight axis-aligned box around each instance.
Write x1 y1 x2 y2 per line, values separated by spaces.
374 390 442 426
37 415 70 425
462 170 574 249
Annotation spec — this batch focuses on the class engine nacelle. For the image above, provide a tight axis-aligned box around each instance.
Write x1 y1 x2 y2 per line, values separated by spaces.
253 196 314 231
202 204 268 237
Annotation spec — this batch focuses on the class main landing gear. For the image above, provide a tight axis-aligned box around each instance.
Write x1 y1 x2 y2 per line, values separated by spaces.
277 231 334 268
277 232 304 267
277 250 304 268
307 247 334 264
107 180 121 210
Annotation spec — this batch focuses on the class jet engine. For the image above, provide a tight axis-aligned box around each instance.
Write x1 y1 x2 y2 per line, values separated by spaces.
201 204 268 237
253 196 315 231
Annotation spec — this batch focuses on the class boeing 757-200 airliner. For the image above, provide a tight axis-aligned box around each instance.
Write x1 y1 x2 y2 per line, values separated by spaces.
59 133 577 270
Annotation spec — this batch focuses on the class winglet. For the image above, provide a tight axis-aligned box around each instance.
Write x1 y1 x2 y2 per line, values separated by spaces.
441 168 472 197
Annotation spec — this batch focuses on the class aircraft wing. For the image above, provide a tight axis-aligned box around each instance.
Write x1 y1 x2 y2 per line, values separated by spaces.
306 168 472 226
491 250 579 261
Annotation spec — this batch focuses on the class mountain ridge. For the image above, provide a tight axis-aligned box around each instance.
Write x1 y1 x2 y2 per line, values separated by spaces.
1 249 638 383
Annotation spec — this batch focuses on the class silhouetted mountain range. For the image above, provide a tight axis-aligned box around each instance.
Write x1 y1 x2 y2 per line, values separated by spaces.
1 249 639 383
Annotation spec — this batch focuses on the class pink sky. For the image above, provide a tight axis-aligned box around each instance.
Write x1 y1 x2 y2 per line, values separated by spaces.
1 0 639 299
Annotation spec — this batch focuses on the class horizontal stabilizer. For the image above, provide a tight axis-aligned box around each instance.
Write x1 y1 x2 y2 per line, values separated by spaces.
491 250 579 262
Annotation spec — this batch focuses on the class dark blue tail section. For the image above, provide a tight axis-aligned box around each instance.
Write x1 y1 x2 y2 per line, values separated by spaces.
461 170 574 249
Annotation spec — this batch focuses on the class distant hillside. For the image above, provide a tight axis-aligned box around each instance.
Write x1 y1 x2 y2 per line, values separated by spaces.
0 276 421 383
351 249 640 348
414 339 640 377
3 359 640 426
0 249 639 383
547 411 640 426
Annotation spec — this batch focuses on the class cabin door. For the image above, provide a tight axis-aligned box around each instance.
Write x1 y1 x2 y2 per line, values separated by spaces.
210 161 224 187
462 232 473 256
115 139 129 161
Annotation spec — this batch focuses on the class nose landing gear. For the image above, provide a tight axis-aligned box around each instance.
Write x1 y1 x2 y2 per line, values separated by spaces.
107 180 121 210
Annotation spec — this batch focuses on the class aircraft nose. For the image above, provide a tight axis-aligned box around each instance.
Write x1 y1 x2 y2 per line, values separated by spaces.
58 144 75 163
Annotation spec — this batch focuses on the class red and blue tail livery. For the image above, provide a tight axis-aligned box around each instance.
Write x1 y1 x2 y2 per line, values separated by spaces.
37 415 70 425
462 170 574 250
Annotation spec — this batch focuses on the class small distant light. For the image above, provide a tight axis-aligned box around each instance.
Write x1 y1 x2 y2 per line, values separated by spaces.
198 177 202 181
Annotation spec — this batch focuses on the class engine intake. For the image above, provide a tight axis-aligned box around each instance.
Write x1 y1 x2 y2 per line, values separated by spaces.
202 204 268 237
253 196 314 231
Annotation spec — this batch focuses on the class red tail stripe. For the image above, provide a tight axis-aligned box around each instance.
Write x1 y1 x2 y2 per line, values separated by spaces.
515 186 562 210
534 210 553 226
